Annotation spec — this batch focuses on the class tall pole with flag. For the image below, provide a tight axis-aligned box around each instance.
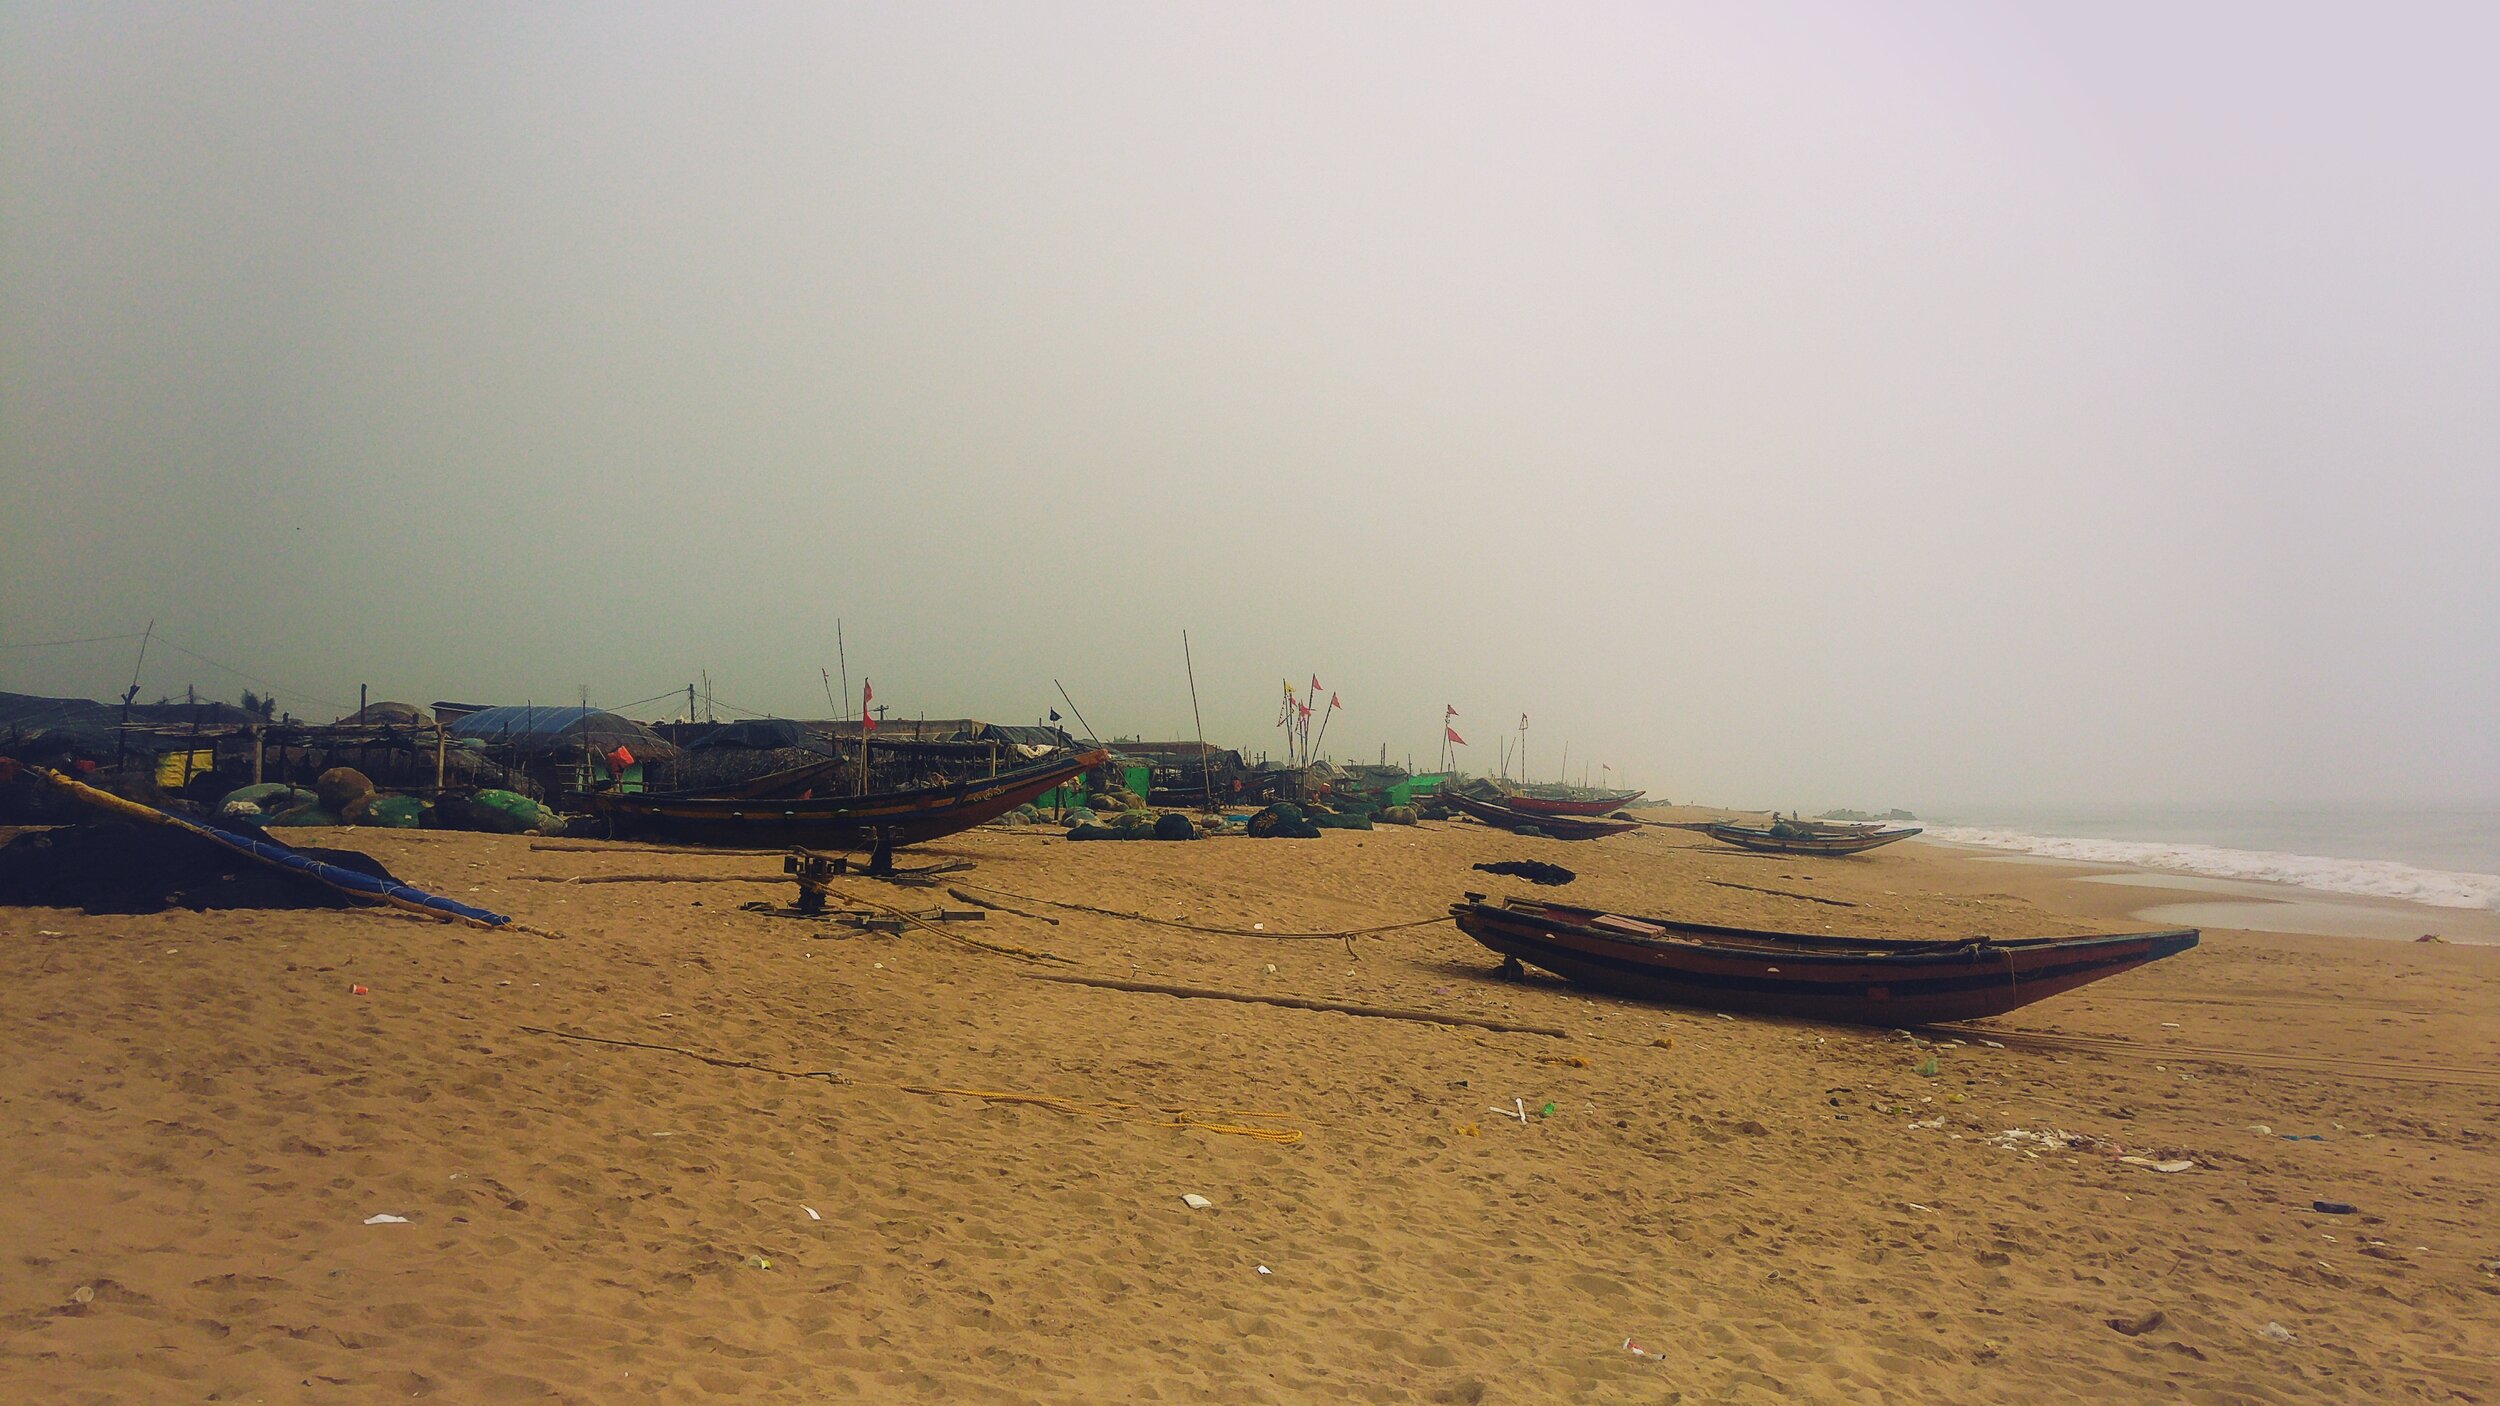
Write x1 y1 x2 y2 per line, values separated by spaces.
1441 704 1464 773
1309 690 1342 765
854 679 876 794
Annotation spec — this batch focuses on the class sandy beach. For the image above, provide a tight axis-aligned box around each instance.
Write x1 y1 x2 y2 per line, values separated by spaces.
4 814 2496 1404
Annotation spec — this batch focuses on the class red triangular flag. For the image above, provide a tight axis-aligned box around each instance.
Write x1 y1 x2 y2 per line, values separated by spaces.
1445 704 1458 718
862 680 877 731
1310 675 1322 692
1445 726 1466 746
1328 692 1341 710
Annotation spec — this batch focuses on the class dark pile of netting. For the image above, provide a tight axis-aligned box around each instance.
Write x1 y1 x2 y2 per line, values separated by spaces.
1472 860 1577 887
0 822 402 915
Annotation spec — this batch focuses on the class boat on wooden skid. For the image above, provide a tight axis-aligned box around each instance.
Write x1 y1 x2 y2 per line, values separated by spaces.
584 748 1107 851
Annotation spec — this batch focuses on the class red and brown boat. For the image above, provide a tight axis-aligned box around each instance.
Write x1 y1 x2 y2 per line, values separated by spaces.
1450 895 2197 1025
1444 789 1640 840
584 748 1107 850
1495 784 1647 817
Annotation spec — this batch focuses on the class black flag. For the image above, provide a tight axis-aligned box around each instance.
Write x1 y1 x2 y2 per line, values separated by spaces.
1048 709 1062 722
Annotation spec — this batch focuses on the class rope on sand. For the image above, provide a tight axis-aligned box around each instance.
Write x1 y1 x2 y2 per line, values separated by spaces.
520 1029 1296 1140
517 873 780 884
947 880 1447 942
811 883 1073 964
900 1085 1303 1144
1025 971 1570 1039
519 1025 847 1083
1705 879 1861 908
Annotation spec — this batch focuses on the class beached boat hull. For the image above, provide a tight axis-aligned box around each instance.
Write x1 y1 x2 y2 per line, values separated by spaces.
1451 897 2198 1025
584 749 1106 849
1445 790 1639 840
1704 823 1920 856
1495 788 1647 817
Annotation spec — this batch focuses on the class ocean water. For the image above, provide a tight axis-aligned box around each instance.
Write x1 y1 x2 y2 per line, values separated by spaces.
1914 805 2500 911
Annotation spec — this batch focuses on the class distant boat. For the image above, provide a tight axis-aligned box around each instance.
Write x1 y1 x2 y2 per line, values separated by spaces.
1450 895 2198 1025
1444 789 1640 840
1704 821 1921 855
584 748 1106 850
1494 784 1647 817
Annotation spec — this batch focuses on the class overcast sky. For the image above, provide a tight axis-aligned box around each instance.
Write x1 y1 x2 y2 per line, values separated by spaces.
5 3 2494 809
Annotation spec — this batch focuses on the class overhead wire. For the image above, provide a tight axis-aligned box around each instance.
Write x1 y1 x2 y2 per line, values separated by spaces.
0 633 151 650
143 632 354 712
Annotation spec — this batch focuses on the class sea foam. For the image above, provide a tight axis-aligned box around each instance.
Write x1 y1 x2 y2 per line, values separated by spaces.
1919 826 2500 911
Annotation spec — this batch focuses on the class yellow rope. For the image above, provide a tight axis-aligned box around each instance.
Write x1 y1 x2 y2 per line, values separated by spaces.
901 1085 1304 1144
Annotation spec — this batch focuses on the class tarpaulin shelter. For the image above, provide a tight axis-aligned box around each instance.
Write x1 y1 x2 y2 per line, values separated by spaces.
444 706 680 800
683 718 834 754
444 706 679 761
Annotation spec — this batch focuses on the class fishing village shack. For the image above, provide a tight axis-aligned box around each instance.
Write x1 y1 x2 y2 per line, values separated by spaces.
232 704 530 799
646 717 1080 795
814 719 1081 792
1330 763 1452 810
647 718 841 793
437 704 679 805
0 692 536 816
1102 740 1259 806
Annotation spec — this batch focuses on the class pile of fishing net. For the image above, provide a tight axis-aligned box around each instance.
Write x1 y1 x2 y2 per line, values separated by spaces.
0 821 402 915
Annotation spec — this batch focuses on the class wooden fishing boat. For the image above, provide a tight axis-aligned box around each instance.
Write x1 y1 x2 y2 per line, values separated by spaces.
1495 785 1647 817
1704 821 1920 855
1786 817 1883 835
584 748 1107 851
1445 789 1640 840
1450 895 2198 1025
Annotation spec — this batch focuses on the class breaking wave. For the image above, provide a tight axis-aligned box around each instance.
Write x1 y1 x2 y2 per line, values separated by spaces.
1919 826 2500 911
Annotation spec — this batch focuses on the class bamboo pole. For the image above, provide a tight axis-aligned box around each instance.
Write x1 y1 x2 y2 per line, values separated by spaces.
1182 630 1215 812
1052 680 1100 747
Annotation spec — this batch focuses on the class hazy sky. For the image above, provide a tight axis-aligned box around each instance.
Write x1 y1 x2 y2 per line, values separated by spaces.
5 3 2495 809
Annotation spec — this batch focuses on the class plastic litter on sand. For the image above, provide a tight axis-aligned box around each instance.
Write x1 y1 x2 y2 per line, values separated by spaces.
1181 1194 1213 1210
363 1213 409 1225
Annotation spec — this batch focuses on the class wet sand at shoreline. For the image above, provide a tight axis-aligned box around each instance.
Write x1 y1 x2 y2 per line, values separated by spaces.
2 812 2495 1402
1918 839 2500 946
